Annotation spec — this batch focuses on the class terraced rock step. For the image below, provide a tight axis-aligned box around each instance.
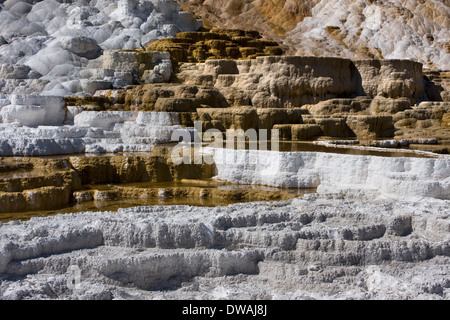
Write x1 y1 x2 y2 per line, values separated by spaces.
75 183 299 205
0 147 214 215
178 0 450 71
0 146 313 219
146 28 283 68
0 109 191 156
202 147 450 199
0 0 449 303
0 0 203 96
0 191 449 299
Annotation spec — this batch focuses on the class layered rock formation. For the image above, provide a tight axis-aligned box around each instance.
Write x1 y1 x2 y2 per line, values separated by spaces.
1 146 309 217
0 108 188 155
202 147 450 200
0 1 448 155
287 0 450 70
0 0 449 302
0 146 217 214
1 54 449 155
175 56 448 146
0 157 80 213
177 0 450 70
147 28 283 69
0 181 449 299
0 0 202 96
177 0 316 40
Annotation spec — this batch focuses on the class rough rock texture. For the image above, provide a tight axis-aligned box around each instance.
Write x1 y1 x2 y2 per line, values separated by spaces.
0 110 192 155
0 156 81 213
203 147 450 200
146 28 283 69
0 94 66 126
0 146 302 215
0 146 216 214
0 0 449 301
1 146 448 299
2 54 446 156
101 50 172 84
173 56 450 145
178 56 426 106
176 0 318 42
177 0 450 70
0 0 202 96
287 0 450 70
0 189 449 300
94 83 230 113
177 55 449 149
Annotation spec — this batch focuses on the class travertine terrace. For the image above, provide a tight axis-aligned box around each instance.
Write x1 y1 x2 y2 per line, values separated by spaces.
0 0 449 300
176 0 450 69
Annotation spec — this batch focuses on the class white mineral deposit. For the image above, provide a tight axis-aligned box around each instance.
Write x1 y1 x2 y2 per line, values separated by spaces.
0 0 449 301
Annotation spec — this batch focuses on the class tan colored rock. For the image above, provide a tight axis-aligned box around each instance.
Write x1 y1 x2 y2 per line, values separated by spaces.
302 115 356 138
72 190 94 203
67 48 448 151
176 0 316 42
391 101 450 152
0 147 217 214
0 171 79 193
443 113 450 128
354 59 425 101
101 50 172 84
0 186 71 213
197 107 258 131
146 28 284 69
291 124 324 140
369 97 412 114
177 0 449 70
0 157 81 213
256 108 306 130
424 70 450 102
345 115 395 140
274 124 323 141
68 148 215 185
272 124 293 140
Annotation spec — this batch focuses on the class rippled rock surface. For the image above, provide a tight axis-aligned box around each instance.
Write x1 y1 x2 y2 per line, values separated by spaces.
0 0 202 96
177 0 450 70
0 189 449 299
0 0 449 301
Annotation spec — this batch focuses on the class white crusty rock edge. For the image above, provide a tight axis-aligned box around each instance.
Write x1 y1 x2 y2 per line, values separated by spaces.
0 149 449 300
288 0 450 70
0 190 449 300
0 110 189 155
0 0 202 96
201 147 450 200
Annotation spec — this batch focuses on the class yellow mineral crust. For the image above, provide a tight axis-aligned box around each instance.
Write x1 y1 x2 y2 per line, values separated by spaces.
146 28 283 68
1 146 300 217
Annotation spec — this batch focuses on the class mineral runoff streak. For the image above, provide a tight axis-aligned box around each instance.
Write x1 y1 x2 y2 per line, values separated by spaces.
182 304 268 317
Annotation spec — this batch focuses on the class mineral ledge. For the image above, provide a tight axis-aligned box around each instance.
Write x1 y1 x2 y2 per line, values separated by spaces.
0 0 449 300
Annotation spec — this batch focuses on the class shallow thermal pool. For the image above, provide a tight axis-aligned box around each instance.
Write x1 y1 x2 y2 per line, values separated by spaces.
0 141 443 222
0 179 314 222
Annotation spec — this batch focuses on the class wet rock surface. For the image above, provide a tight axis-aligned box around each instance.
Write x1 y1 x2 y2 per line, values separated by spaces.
0 146 217 215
